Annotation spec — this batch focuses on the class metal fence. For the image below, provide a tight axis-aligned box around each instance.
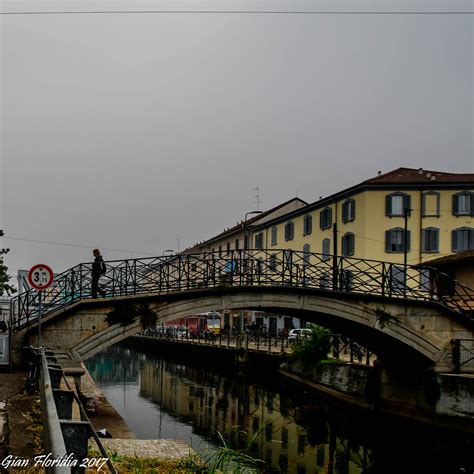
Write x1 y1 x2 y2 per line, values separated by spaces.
10 249 474 330
451 339 474 373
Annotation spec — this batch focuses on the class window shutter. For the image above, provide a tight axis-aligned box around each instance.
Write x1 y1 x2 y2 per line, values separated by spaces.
421 229 427 252
405 230 411 252
350 234 355 255
433 229 439 252
352 201 356 221
469 229 474 250
471 194 474 217
452 230 458 252
328 208 333 227
342 202 347 223
453 194 459 215
386 195 392 216
405 195 411 213
385 231 391 252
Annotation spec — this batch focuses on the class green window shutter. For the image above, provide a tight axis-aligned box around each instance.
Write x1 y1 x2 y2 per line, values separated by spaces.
386 195 392 216
469 229 474 250
385 230 391 252
452 230 458 252
405 195 411 212
453 194 459 215
405 230 411 252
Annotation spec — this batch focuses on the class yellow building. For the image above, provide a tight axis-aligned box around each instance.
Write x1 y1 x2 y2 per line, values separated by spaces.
248 168 474 268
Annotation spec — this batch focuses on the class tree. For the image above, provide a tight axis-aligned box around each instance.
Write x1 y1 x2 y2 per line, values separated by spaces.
0 248 15 297
0 230 15 297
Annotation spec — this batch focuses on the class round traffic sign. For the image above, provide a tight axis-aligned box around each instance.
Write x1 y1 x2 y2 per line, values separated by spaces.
28 264 54 291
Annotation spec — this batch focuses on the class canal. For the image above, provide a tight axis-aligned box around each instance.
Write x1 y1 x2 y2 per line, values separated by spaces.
85 343 473 473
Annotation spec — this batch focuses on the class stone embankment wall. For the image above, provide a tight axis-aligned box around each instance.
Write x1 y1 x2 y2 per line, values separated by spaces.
281 360 474 430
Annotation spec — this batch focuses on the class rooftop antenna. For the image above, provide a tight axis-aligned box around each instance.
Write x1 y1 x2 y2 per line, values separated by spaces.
253 187 262 211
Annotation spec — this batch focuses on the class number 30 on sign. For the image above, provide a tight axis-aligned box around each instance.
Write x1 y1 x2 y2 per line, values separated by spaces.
28 264 54 291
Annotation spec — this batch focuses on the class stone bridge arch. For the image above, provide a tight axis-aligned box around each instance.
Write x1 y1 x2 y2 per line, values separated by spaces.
13 287 473 372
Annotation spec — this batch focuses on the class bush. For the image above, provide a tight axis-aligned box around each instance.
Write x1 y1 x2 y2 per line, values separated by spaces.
291 325 331 367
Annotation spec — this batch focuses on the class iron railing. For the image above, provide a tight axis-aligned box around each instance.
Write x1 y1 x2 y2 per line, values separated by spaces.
138 330 374 365
451 339 474 373
10 249 474 330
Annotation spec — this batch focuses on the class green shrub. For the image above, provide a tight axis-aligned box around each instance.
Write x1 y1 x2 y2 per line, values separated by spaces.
291 325 331 367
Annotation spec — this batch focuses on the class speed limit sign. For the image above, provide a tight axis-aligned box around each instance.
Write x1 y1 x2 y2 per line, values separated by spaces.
28 264 54 291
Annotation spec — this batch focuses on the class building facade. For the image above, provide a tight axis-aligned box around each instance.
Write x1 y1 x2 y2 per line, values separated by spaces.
248 168 474 266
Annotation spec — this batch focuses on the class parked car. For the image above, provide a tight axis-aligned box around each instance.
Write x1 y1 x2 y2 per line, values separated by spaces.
288 328 313 343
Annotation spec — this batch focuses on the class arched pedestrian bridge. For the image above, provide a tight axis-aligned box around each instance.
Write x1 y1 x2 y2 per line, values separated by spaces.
10 249 474 371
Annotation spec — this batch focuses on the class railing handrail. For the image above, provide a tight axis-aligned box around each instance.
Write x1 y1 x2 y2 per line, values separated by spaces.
10 249 474 331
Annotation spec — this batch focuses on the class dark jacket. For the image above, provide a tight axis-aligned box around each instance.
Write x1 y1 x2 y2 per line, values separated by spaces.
92 255 105 276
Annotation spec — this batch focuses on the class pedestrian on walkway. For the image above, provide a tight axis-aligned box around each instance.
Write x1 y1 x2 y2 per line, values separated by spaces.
91 248 106 298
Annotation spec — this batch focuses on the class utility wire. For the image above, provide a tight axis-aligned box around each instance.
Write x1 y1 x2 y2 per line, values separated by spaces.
1 10 472 15
3 235 158 256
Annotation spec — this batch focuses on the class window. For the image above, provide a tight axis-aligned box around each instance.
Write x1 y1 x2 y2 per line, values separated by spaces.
385 228 410 253
271 226 278 246
303 214 313 235
320 207 332 230
422 228 439 253
226 242 231 254
268 253 277 271
422 191 440 217
284 221 294 241
255 232 263 249
322 238 331 261
386 193 411 217
284 250 293 268
218 246 222 257
303 244 310 267
452 227 474 252
453 192 474 216
341 233 355 257
235 238 239 250
342 199 355 223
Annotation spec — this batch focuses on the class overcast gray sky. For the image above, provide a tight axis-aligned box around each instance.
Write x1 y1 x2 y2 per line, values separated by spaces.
1 0 473 280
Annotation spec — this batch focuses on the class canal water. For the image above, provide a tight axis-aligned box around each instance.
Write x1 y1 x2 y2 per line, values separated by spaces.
85 343 473 474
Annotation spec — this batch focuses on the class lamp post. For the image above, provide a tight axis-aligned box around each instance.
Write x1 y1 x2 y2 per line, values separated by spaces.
403 205 412 295
239 211 263 334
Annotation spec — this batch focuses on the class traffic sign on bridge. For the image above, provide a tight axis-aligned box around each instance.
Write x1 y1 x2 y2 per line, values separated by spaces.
27 264 54 291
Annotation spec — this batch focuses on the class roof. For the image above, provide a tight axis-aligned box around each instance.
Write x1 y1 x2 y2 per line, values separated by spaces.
251 167 474 231
417 251 474 268
184 197 307 252
365 167 474 184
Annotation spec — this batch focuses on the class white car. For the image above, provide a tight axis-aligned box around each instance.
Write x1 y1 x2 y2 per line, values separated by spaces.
288 328 313 343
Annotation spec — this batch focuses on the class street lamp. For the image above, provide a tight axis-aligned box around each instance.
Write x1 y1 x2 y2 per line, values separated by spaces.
403 205 412 296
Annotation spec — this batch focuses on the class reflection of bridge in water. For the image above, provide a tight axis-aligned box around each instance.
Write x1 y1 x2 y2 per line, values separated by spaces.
9 250 474 371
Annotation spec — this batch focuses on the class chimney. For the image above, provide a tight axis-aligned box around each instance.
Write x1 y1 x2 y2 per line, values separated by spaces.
377 170 382 176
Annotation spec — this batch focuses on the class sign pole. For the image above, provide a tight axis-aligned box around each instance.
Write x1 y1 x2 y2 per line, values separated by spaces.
27 264 54 348
38 290 42 347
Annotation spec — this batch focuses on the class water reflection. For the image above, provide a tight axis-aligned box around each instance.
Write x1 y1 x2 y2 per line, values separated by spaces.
86 344 472 474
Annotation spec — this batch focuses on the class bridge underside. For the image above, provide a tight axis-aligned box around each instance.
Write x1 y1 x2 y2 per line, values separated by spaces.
13 286 473 372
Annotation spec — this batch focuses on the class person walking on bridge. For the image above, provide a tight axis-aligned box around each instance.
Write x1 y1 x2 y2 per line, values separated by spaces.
91 248 107 298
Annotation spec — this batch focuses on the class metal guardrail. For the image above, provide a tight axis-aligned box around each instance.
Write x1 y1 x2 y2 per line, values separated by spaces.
139 329 374 365
451 339 474 373
38 349 117 473
10 249 474 330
